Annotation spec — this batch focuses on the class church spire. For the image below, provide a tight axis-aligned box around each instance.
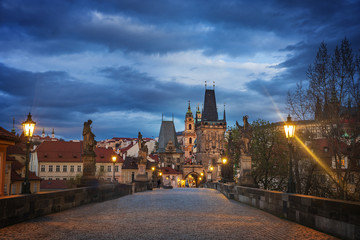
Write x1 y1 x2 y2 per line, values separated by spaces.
187 100 192 113
51 128 55 138
42 128 45 138
11 117 16 134
223 103 226 122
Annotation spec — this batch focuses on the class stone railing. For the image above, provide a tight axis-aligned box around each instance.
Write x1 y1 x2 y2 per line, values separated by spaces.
205 182 360 240
0 182 151 228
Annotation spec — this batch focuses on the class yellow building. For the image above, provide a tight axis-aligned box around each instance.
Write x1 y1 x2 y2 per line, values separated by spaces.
0 126 15 196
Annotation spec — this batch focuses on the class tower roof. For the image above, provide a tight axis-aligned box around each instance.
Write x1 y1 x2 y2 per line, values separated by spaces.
202 89 218 121
158 121 182 153
186 101 193 118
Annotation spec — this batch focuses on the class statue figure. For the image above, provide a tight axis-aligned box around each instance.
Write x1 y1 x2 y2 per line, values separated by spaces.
138 131 148 164
82 120 96 155
236 115 252 154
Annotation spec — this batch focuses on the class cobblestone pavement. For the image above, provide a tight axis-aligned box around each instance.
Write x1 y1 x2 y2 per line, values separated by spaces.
0 188 338 240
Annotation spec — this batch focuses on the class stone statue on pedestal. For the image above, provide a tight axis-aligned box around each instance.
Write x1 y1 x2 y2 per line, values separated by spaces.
236 116 256 187
136 132 149 182
81 120 97 186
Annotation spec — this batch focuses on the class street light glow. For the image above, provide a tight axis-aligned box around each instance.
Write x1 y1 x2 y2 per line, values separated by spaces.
22 113 36 137
112 156 117 163
222 158 227 164
284 114 295 139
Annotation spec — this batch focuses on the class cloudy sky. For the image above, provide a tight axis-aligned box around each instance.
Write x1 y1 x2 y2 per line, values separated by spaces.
1 0 359 140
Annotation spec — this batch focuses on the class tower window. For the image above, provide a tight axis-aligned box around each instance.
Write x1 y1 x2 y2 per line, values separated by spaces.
189 138 192 144
189 124 192 130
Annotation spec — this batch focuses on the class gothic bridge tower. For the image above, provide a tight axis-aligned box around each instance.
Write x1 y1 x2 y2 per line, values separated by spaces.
195 84 226 181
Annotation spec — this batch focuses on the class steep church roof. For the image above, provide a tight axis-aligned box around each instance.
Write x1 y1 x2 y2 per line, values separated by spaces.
158 121 182 153
202 89 218 121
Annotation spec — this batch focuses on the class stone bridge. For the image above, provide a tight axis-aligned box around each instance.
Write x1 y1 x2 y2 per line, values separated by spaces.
0 187 346 240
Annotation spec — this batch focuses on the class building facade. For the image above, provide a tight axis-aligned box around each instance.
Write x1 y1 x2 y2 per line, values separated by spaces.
195 88 226 181
183 101 196 159
157 120 184 171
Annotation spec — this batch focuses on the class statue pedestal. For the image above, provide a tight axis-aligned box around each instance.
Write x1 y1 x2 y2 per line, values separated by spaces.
81 153 98 186
238 154 256 187
135 163 148 182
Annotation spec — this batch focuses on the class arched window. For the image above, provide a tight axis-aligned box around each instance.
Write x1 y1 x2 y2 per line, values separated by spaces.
189 138 192 144
189 124 192 130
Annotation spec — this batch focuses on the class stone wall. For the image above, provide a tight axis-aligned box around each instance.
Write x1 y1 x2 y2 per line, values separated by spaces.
205 182 360 240
0 182 151 228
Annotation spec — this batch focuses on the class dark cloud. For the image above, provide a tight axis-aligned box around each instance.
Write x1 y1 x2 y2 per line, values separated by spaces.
1 0 360 139
1 0 359 56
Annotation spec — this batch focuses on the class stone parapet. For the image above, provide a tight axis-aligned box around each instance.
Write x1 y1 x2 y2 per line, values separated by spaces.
0 182 151 228
205 182 360 240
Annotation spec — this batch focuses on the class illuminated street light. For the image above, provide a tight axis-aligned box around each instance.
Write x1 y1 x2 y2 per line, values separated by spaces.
21 113 36 194
284 114 296 193
222 158 227 164
151 166 155 171
112 156 117 183
200 172 204 177
284 114 296 139
210 166 214 171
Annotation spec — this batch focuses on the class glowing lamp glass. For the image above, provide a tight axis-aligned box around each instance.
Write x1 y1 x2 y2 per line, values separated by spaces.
22 113 36 137
112 156 117 163
222 158 227 164
151 166 155 171
284 115 296 139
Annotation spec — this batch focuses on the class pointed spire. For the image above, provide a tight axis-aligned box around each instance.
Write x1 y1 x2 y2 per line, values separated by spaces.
187 100 192 113
51 128 55 138
11 117 16 134
42 128 45 138
223 103 226 122
213 81 215 90
205 81 207 89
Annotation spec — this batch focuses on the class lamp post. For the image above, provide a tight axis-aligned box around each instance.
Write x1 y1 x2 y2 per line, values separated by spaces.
284 114 296 193
112 156 117 183
221 156 228 182
21 113 36 194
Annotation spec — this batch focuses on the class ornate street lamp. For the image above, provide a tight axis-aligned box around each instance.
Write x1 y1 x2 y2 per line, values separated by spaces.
112 156 117 183
284 114 296 193
221 156 228 182
21 113 36 194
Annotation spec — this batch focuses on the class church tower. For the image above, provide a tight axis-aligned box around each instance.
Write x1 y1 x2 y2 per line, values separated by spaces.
195 84 226 181
184 101 196 159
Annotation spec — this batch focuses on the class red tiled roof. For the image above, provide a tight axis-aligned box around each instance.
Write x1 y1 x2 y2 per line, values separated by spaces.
37 141 82 163
148 154 159 162
95 147 124 163
160 167 182 175
40 180 70 189
0 126 16 142
120 143 134 154
36 141 124 163
7 144 25 155
10 160 41 181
